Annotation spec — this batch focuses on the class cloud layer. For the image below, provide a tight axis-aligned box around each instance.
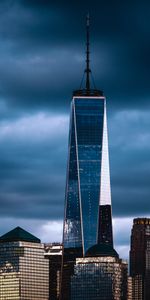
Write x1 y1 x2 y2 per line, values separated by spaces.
0 0 150 259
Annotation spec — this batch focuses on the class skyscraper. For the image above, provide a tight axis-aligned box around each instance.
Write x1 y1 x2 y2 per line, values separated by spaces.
0 227 49 300
63 15 113 257
130 218 150 300
60 16 114 299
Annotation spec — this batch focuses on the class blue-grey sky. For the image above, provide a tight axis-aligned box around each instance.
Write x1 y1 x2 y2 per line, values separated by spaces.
0 0 150 259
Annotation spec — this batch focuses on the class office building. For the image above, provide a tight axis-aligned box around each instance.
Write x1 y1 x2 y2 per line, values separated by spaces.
45 243 62 300
130 218 150 300
63 18 113 258
60 16 118 300
0 226 49 300
71 244 127 300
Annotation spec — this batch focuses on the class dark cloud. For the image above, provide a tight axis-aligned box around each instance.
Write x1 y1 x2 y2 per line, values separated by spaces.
0 112 68 219
0 0 150 254
109 110 150 216
0 0 149 114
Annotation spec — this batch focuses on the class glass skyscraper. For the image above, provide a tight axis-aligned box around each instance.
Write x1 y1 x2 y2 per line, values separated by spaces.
60 16 114 299
63 94 113 254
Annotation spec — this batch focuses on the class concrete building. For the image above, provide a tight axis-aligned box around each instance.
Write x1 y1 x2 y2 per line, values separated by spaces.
45 243 62 300
0 226 49 300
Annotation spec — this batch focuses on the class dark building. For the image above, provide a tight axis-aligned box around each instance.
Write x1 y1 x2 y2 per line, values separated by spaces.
60 16 126 300
45 243 62 300
0 227 49 300
71 244 128 300
130 218 150 300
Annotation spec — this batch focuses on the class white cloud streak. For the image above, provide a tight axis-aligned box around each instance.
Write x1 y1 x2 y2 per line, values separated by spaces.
0 112 68 142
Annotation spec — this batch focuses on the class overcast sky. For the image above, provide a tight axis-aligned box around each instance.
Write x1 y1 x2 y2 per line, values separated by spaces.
0 0 150 259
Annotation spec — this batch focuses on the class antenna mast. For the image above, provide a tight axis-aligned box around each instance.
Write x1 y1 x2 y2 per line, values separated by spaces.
85 14 91 91
73 15 103 97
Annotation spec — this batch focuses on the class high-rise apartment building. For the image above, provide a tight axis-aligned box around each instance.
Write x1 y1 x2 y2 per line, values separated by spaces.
130 218 150 300
0 227 49 300
60 16 117 300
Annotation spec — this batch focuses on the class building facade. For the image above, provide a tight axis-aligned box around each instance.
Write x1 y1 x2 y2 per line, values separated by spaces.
0 227 49 300
130 218 150 300
61 84 114 300
63 94 113 254
60 16 121 300
71 247 127 300
128 277 133 300
45 243 62 300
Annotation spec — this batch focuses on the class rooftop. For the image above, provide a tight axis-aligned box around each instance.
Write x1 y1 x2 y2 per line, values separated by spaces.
0 226 41 243
134 218 150 225
85 243 119 258
73 88 103 97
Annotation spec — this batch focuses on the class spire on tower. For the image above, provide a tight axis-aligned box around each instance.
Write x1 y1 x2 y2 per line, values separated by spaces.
85 13 91 91
73 15 103 97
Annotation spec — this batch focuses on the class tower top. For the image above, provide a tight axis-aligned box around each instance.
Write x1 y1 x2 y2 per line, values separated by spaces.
73 15 103 97
85 13 91 91
133 218 150 225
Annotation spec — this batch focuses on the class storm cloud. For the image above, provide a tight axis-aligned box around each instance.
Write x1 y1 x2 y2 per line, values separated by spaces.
0 0 150 259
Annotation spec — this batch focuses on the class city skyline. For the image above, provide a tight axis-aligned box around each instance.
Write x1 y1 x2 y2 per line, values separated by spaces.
0 0 150 260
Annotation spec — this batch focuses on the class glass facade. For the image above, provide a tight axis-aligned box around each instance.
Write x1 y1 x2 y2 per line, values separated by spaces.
75 98 104 253
0 240 49 299
63 96 113 254
130 218 150 300
71 256 127 300
61 95 113 299
98 204 113 245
